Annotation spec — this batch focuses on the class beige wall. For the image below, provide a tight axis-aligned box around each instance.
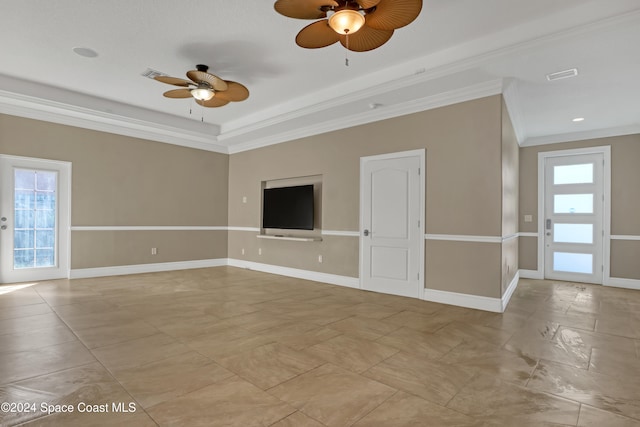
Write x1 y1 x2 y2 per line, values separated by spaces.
0 114 229 269
425 240 501 297
519 134 640 279
501 99 519 295
518 236 538 271
3 94 635 293
229 95 506 298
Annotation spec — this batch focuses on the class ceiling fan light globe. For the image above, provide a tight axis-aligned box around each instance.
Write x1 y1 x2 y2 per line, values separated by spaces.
328 9 365 35
191 88 215 101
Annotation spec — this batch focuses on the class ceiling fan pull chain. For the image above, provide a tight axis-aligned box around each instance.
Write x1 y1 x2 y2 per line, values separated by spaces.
345 35 350 67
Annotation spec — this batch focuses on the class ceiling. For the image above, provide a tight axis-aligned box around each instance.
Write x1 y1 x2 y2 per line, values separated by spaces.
0 0 639 154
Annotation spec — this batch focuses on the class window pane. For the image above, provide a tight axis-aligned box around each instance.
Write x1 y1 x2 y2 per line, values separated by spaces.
15 170 35 190
35 210 56 229
15 191 34 210
554 163 593 185
12 168 58 271
36 249 55 267
36 171 56 191
15 209 35 229
36 230 55 249
553 252 593 274
14 230 34 249
554 194 593 214
554 223 593 244
14 250 35 269
36 193 56 210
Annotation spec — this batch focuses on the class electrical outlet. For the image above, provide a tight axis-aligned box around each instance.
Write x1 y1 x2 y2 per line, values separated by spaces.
241 248 245 255
258 248 262 256
151 247 157 255
524 214 533 223
242 196 247 204
318 254 323 263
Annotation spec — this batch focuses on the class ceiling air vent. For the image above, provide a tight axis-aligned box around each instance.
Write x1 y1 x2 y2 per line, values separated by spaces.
546 68 578 82
141 68 168 80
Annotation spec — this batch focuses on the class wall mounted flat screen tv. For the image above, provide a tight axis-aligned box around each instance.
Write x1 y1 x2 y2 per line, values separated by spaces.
262 184 314 230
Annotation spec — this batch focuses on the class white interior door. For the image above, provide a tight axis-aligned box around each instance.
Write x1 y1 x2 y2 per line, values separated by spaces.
544 153 604 284
360 150 424 298
0 155 71 284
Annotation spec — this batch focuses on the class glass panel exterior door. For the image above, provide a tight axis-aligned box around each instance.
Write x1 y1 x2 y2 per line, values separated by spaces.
14 169 57 269
544 153 604 284
0 156 70 284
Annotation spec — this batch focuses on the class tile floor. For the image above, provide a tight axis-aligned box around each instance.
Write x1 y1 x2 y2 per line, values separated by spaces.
0 267 639 426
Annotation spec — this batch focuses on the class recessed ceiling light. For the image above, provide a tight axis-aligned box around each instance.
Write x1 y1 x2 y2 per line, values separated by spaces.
546 68 578 81
572 117 585 122
72 47 98 58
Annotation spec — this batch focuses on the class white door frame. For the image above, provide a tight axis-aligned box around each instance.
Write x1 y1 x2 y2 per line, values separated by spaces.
359 148 425 298
537 146 611 284
0 154 72 283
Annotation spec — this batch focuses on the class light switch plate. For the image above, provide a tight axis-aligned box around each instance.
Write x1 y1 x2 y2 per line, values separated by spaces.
524 215 533 223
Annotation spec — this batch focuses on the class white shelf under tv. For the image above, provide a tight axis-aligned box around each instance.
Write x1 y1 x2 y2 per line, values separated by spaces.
256 234 322 242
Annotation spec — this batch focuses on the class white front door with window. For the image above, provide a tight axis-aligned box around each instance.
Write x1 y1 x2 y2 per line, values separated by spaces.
360 150 424 298
0 155 71 284
543 152 605 284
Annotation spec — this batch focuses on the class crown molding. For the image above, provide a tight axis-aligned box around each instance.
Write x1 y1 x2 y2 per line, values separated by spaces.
521 124 640 147
0 89 228 153
227 79 503 154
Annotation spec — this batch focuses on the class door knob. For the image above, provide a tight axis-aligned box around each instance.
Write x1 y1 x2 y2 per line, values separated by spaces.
0 217 6 222
363 229 370 236
1 225 7 230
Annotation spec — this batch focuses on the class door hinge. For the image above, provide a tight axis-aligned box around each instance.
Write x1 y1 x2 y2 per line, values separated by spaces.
602 265 604 272
418 220 420 228
417 272 420 280
418 167 421 175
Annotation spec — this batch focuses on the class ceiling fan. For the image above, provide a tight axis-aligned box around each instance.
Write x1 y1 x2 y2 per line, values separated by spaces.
154 64 249 107
274 0 422 52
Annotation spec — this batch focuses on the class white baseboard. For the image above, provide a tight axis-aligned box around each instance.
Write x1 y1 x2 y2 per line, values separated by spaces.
519 269 543 279
605 277 640 290
227 259 360 289
70 259 227 279
501 271 520 311
422 288 503 313
68 258 535 313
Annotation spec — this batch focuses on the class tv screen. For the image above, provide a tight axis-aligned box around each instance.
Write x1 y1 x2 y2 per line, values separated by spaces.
262 185 314 230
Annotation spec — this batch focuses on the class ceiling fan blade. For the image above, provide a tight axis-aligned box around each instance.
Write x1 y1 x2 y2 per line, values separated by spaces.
274 0 338 19
356 0 381 8
162 89 193 98
186 70 228 91
339 24 393 51
365 0 422 30
216 81 250 102
196 97 230 108
296 20 340 49
154 76 194 87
